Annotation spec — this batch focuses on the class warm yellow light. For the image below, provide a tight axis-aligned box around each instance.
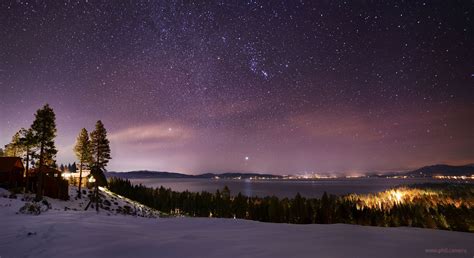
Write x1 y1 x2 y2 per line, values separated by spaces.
395 191 403 202
88 177 96 183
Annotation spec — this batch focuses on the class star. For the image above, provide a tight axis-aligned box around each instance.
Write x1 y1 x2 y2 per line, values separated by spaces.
0 1 472 174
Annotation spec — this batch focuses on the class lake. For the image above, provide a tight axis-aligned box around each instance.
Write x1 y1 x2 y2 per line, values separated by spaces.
128 177 473 198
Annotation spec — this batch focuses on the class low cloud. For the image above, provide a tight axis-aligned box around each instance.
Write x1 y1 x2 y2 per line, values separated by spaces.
110 123 194 148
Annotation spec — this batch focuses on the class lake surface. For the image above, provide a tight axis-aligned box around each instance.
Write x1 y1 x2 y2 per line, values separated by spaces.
128 178 473 198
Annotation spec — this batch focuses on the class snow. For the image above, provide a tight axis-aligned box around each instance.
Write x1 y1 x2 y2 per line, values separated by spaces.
1 185 161 218
1 188 473 258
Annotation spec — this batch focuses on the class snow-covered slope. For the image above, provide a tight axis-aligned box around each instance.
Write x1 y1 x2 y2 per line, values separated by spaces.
0 188 473 258
0 186 161 218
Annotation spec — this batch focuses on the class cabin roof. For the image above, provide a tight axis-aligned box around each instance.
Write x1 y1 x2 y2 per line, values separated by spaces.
0 157 24 172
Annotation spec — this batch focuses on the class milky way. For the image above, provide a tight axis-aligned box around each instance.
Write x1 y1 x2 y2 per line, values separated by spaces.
0 1 473 174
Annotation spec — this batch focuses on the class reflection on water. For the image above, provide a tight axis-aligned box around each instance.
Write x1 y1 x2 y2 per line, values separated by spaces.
128 178 473 198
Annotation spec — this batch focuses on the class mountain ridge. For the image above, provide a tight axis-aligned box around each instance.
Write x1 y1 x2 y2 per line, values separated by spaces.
105 170 283 179
106 164 474 179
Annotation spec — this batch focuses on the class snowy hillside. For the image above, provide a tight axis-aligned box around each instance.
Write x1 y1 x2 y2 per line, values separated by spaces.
0 186 161 218
0 187 473 258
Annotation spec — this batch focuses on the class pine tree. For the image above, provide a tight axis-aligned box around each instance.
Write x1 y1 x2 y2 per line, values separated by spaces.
4 131 23 157
0 148 3 157
31 104 58 201
89 120 111 212
74 128 92 198
90 120 111 169
18 128 36 192
320 192 331 223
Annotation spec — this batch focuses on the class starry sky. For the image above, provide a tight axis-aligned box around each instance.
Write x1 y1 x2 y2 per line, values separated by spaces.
0 0 473 175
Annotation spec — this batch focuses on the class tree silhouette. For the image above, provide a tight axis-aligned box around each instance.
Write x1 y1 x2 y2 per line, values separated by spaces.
89 120 111 212
30 104 57 201
74 128 92 198
19 128 36 192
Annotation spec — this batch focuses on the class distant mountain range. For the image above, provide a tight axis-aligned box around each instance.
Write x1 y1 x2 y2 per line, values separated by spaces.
105 171 283 179
106 164 474 179
402 164 474 177
367 164 474 178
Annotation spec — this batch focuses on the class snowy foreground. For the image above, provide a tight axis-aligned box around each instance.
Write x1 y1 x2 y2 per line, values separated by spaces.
1 188 473 258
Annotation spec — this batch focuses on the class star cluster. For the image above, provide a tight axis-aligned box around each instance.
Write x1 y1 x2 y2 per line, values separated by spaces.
0 1 473 174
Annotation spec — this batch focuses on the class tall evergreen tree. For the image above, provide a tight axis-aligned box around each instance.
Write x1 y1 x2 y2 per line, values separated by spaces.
89 120 111 211
18 128 37 192
30 104 57 200
74 128 92 198
90 120 111 169
0 148 3 157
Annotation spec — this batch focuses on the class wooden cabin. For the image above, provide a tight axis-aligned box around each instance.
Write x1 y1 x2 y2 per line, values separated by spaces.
0 157 69 200
29 166 69 200
0 157 24 188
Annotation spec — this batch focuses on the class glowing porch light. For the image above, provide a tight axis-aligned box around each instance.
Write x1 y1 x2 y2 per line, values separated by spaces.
88 176 96 183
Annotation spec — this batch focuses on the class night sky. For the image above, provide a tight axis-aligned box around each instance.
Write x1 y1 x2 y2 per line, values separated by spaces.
1 1 473 175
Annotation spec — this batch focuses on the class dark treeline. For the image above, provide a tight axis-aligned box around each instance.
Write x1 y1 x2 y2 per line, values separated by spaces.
108 178 474 232
59 162 77 172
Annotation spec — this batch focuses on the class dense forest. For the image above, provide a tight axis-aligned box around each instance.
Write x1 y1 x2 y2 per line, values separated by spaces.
107 178 474 232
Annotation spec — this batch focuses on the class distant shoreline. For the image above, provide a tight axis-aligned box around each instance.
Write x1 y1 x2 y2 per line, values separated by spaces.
105 163 474 180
